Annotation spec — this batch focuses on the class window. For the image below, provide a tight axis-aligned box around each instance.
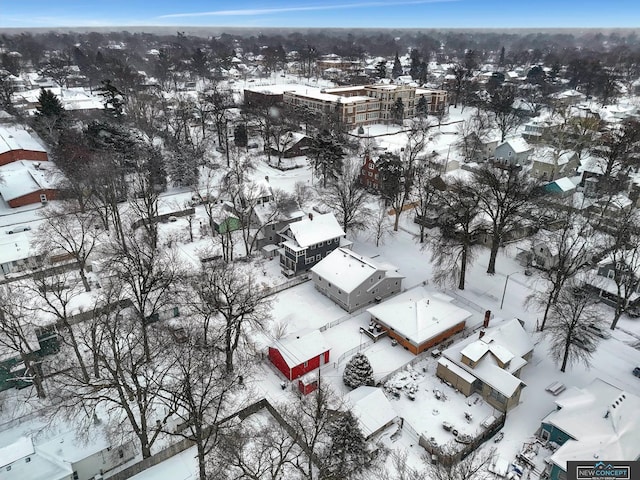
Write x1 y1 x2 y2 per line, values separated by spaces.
489 389 507 404
318 241 324 247
316 254 321 261
368 171 373 177
73 473 79 480
119 449 124 459
541 429 550 441
368 162 374 169
304 361 308 367
40 193 47 202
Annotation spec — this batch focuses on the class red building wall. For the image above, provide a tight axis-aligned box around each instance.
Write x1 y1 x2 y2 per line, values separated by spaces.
8 188 57 208
268 347 330 381
0 149 48 166
359 156 380 190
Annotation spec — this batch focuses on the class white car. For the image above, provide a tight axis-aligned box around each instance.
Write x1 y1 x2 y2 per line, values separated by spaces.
6 225 31 234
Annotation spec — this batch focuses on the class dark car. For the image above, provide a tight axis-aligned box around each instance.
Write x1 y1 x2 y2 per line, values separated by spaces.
633 366 640 378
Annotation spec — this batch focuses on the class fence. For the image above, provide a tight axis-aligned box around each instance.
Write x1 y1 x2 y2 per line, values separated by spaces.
131 207 195 230
418 413 506 466
335 339 375 365
108 397 320 480
265 273 311 296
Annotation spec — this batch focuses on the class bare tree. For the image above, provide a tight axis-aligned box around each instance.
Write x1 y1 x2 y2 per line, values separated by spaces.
217 412 303 480
473 163 537 274
369 200 393 247
429 179 484 290
377 152 414 232
423 444 496 480
544 285 602 372
34 202 100 292
160 336 245 480
412 156 444 243
101 232 185 362
0 283 48 398
318 157 371 233
194 262 271 373
527 214 598 331
26 270 90 383
51 296 175 459
602 209 640 330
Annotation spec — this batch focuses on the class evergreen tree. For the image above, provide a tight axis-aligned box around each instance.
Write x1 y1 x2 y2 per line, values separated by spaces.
95 79 125 118
323 410 368 480
343 352 374 389
36 88 64 117
233 123 247 148
375 61 387 79
390 97 405 124
34 88 66 143
499 46 506 68
416 96 429 117
409 49 421 79
391 52 403 79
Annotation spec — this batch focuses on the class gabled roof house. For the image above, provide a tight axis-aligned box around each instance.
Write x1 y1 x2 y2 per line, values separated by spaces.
436 318 534 412
268 330 330 383
278 212 351 277
311 248 404 312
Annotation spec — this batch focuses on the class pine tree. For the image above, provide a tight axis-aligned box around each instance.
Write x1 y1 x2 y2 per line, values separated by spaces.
391 52 403 79
36 88 64 117
323 410 368 480
416 96 429 117
343 352 374 389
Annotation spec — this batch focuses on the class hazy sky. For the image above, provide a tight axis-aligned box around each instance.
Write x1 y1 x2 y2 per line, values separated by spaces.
1 0 638 29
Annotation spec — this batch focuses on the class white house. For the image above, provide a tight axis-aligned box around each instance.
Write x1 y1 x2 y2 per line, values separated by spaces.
0 417 136 480
311 248 404 312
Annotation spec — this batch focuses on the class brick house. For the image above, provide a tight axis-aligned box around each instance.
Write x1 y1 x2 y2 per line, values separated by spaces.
359 154 380 190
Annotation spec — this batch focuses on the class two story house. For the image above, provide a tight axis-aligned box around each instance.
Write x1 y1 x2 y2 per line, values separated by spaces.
311 248 404 312
494 137 533 167
585 251 640 309
531 147 579 181
359 155 380 190
277 212 350 277
436 318 534 412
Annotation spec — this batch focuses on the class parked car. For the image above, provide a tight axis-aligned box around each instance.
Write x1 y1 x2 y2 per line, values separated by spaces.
585 324 612 339
6 225 31 234
633 366 640 378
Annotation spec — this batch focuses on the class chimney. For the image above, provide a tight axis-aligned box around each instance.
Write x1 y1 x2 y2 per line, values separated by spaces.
308 213 314 221
483 310 491 328
479 330 485 339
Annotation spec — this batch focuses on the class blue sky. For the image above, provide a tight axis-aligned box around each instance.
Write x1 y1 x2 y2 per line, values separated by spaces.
1 0 638 29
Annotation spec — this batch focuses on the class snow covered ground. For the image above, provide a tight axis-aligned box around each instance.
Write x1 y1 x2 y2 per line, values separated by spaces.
3 108 640 479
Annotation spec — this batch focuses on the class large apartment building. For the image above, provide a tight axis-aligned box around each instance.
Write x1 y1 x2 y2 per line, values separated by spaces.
244 83 447 128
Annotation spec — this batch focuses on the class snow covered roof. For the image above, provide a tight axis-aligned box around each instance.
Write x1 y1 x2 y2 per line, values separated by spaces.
343 386 397 438
283 212 345 248
366 287 472 346
481 318 534 359
0 437 34 468
545 378 640 470
533 147 577 166
498 137 532 154
0 160 58 201
437 357 476 384
546 177 577 193
272 330 329 368
0 125 47 155
442 319 532 398
311 248 402 294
